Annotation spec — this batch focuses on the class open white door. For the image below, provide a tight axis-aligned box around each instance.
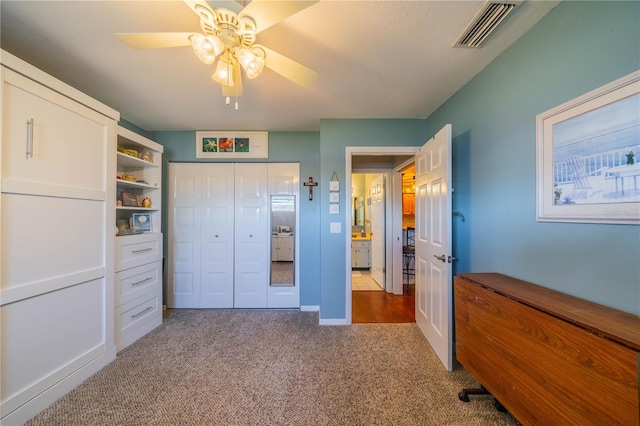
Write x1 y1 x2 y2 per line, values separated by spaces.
370 175 385 287
414 124 453 371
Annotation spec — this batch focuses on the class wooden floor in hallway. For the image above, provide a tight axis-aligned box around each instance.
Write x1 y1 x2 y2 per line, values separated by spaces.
352 284 415 323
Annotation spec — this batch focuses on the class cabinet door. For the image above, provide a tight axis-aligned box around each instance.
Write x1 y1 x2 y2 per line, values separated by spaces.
281 236 293 261
2 69 109 197
352 244 358 267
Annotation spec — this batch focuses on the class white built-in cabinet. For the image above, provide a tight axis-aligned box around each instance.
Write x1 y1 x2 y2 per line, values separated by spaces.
0 50 119 424
272 235 294 261
168 162 299 309
114 126 163 351
351 240 371 268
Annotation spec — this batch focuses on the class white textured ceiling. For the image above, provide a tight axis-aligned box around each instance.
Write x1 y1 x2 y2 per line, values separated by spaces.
0 0 558 132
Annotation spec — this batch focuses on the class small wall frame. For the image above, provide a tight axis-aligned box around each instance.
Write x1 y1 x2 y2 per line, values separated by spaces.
196 131 268 159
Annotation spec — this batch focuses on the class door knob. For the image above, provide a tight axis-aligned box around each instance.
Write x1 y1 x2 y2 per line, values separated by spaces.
434 254 446 262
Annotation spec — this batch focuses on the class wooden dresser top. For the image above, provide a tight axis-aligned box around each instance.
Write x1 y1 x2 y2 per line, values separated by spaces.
456 273 640 352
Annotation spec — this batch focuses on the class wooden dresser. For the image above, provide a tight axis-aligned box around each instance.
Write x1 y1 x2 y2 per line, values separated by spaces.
454 273 640 426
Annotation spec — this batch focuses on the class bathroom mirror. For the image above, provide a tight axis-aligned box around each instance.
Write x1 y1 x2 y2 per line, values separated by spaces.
270 195 295 286
354 197 365 226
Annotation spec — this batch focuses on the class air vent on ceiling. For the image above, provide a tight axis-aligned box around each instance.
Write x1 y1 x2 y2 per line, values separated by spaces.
453 1 520 48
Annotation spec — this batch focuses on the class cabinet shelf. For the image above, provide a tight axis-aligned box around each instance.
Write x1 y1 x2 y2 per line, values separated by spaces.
116 206 159 212
116 179 159 189
117 152 158 168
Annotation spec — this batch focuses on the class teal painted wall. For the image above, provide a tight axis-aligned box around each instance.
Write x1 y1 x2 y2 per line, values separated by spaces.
318 119 428 319
138 1 639 318
425 1 640 314
149 131 321 307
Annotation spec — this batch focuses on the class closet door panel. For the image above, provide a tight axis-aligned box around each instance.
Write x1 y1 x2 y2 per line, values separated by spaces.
168 163 202 308
200 164 234 308
234 163 268 308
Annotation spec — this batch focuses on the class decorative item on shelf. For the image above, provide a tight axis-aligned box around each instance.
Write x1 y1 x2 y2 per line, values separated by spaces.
117 146 139 158
141 196 152 208
141 150 153 163
118 173 137 182
120 191 139 207
132 213 152 232
116 219 129 234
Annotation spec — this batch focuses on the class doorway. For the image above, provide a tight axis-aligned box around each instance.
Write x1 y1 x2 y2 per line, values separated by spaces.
345 147 419 324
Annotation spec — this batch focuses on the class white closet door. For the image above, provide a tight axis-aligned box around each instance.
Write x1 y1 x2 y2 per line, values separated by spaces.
201 164 234 308
234 163 268 308
168 163 202 308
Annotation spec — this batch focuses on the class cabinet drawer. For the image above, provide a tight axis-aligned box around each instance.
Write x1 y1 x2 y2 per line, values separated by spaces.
115 260 162 306
352 241 369 248
115 233 162 272
115 290 161 341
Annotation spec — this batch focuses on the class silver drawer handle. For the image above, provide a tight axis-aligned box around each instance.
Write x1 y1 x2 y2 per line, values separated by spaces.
131 306 153 319
25 118 34 159
132 248 153 254
131 277 153 286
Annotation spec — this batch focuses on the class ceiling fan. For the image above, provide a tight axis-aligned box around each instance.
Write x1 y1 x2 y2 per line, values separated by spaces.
115 0 318 107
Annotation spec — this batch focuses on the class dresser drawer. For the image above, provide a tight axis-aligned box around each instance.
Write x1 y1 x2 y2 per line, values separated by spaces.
352 241 369 248
115 233 162 272
115 260 162 306
115 289 161 344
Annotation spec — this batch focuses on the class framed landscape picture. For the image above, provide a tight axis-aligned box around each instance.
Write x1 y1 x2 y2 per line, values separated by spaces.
196 131 268 158
536 70 640 224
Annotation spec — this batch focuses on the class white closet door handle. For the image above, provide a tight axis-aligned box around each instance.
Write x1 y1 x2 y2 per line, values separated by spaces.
25 118 34 159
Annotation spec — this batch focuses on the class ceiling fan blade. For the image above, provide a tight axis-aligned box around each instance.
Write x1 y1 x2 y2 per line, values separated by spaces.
240 0 318 33
258 45 318 87
114 33 194 49
183 0 217 25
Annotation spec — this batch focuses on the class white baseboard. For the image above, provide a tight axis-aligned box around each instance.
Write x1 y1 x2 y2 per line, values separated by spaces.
1 347 116 426
300 305 319 312
319 317 349 325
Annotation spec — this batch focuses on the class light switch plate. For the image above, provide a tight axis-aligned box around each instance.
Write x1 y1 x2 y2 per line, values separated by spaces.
330 222 341 233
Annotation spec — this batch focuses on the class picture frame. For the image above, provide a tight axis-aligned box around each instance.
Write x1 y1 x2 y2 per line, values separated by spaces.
120 191 139 207
536 70 640 224
195 131 268 158
132 213 152 232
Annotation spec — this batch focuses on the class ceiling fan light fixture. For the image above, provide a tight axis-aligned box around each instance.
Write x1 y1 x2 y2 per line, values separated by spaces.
191 33 223 64
212 52 235 86
237 47 265 79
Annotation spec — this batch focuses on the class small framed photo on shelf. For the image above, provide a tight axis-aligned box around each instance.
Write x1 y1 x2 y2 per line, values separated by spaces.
120 191 139 207
132 213 152 232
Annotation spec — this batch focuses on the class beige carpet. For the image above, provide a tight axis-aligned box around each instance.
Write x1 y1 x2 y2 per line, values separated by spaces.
27 309 518 425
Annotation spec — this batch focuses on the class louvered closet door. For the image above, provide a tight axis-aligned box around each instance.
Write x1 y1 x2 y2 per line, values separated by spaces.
168 163 202 308
234 163 269 308
201 164 234 308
